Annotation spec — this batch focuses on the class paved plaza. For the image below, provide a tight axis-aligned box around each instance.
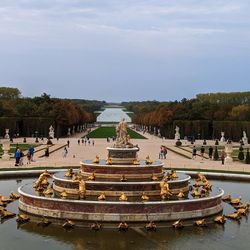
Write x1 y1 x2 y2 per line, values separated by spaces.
0 130 249 174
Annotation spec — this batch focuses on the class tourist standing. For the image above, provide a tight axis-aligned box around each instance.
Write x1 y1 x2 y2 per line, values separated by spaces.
19 150 24 166
78 139 80 145
14 149 21 166
208 146 213 160
67 140 70 147
200 146 205 160
163 146 167 159
221 150 225 165
63 147 68 157
192 146 197 159
45 147 49 157
92 140 95 146
27 151 31 164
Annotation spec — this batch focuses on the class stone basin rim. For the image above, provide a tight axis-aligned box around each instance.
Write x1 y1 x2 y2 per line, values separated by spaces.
18 184 224 205
53 173 191 184
80 161 164 168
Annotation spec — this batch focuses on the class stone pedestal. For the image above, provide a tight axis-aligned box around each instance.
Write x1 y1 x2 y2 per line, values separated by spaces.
2 141 10 160
107 147 139 165
225 143 233 163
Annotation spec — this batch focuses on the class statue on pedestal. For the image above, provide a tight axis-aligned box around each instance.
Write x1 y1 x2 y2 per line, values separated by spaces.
4 129 10 139
2 141 10 160
220 132 225 142
114 119 133 148
174 126 180 140
49 125 54 139
242 131 248 145
67 128 71 136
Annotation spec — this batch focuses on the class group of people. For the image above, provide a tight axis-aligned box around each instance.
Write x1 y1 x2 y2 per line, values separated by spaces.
192 145 226 164
77 138 94 146
14 145 35 166
159 145 168 159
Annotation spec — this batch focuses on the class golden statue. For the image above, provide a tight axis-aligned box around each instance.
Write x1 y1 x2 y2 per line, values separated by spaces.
230 197 241 205
62 219 75 228
119 192 128 201
151 174 158 181
141 192 149 201
37 217 51 227
145 221 156 231
194 219 207 227
60 190 68 199
106 157 112 165
87 173 95 181
65 168 74 177
10 192 20 199
133 159 140 165
1 195 13 203
145 155 153 165
177 192 185 199
98 192 106 201
41 177 49 187
214 215 226 224
191 187 201 197
120 175 127 182
118 221 128 231
43 185 53 196
114 119 133 148
172 219 184 229
78 179 86 199
226 211 241 220
1 210 16 219
160 179 172 200
33 170 51 190
170 170 178 179
92 155 100 164
16 214 30 223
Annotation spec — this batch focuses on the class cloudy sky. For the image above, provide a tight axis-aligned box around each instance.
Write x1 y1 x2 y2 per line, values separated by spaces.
0 0 250 102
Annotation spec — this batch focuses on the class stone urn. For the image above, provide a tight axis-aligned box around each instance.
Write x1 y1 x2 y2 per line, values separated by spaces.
2 141 11 160
225 141 233 163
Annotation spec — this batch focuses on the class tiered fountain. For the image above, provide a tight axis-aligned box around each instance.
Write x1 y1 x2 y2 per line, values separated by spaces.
18 119 224 225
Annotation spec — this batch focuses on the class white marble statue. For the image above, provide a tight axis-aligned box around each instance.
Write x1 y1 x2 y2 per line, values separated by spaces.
2 141 10 160
49 125 54 139
67 128 71 136
174 126 180 140
4 128 10 139
220 132 225 142
242 131 248 145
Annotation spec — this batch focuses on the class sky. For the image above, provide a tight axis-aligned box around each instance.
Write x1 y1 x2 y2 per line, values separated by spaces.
0 0 250 102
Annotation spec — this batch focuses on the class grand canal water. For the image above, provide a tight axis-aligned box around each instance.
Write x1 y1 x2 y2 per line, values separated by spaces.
0 178 249 250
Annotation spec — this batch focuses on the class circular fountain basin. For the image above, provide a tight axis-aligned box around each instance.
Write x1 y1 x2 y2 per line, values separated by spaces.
18 183 223 222
53 172 190 198
80 160 164 181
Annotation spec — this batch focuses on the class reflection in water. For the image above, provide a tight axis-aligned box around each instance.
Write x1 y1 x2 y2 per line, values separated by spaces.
0 178 250 250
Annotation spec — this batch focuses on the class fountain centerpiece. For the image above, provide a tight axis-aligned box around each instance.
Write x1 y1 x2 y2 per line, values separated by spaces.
107 118 139 164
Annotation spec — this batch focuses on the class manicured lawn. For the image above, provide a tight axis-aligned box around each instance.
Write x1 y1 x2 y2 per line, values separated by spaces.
85 127 146 139
0 143 40 156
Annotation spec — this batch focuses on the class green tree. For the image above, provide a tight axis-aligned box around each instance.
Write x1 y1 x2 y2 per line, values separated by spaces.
238 146 245 161
0 87 21 99
245 149 250 164
213 147 219 160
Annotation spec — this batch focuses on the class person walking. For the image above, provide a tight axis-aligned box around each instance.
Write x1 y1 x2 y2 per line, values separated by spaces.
208 146 213 160
63 147 68 157
192 146 197 159
67 140 70 147
78 139 80 145
92 140 95 146
200 146 205 160
28 146 35 162
27 151 31 164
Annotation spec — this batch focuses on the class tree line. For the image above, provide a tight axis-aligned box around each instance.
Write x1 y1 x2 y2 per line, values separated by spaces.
122 92 250 140
0 87 105 136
